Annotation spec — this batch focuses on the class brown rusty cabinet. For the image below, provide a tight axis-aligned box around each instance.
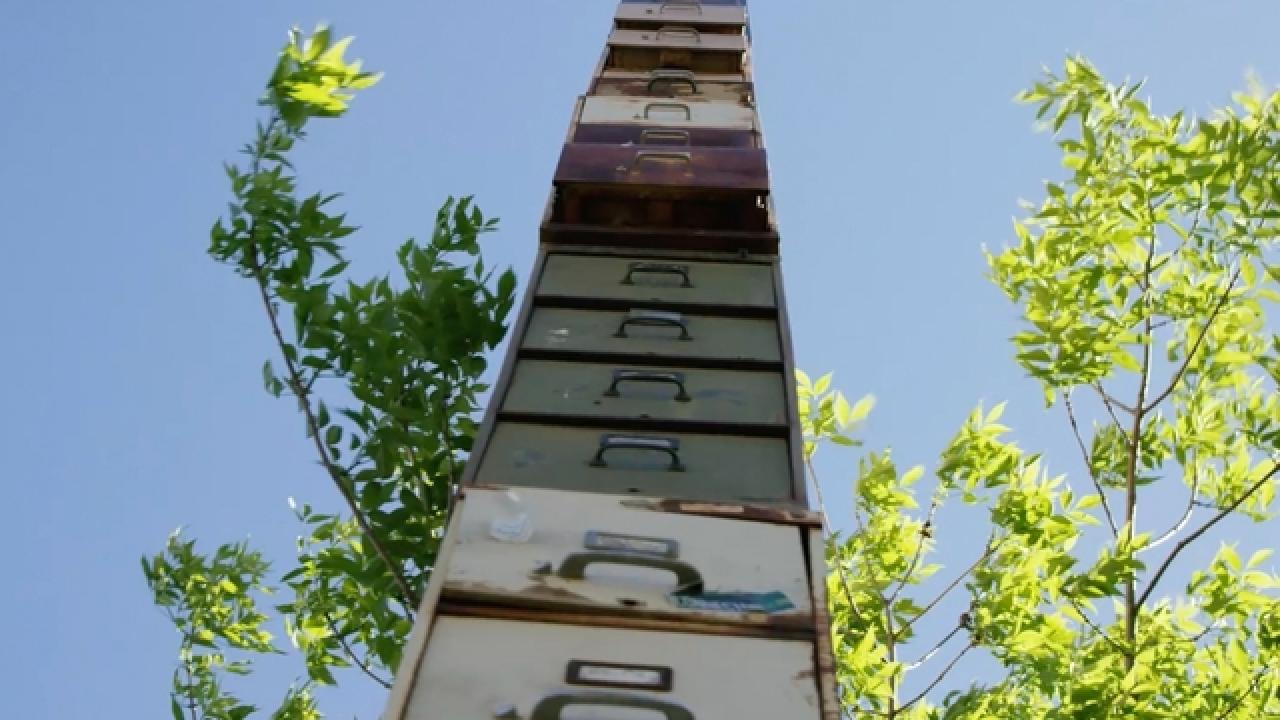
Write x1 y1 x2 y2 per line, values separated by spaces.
384 2 841 719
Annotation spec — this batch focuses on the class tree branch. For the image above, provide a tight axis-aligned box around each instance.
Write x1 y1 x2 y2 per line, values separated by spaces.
899 535 999 637
806 457 869 626
1140 459 1198 554
1136 460 1280 609
322 610 391 689
1063 391 1119 536
896 642 976 714
1067 596 1126 655
888 500 938 607
903 622 964 670
1142 265 1241 415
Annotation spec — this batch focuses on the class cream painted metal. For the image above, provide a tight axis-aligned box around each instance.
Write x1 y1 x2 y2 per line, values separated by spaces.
474 422 795 503
522 307 782 363
598 69 748 84
503 360 786 426
615 1 747 27
579 95 755 130
442 486 812 625
608 27 746 52
401 616 822 720
536 254 777 309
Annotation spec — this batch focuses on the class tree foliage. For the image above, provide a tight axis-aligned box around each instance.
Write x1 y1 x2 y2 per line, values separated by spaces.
813 58 1280 719
142 26 515 718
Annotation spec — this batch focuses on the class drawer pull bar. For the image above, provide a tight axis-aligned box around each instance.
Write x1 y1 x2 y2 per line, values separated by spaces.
546 551 705 594
658 0 703 15
621 261 692 287
614 310 692 340
640 128 692 146
641 101 693 121
629 150 693 172
656 25 702 44
604 369 691 402
590 434 685 472
647 69 698 94
531 692 695 720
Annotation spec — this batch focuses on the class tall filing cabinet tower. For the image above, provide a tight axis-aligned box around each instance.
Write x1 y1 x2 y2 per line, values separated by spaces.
384 2 839 717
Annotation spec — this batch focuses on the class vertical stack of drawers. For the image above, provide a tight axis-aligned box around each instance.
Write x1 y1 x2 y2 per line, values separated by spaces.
384 2 839 718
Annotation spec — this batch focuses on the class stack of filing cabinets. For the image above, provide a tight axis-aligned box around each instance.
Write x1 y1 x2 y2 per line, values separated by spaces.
384 2 839 718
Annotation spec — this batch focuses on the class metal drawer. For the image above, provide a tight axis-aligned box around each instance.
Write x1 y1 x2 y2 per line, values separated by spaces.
403 616 821 720
615 1 747 30
605 28 745 74
522 307 781 363
579 95 756 130
443 487 812 625
554 143 767 190
502 360 786 426
599 68 747 84
473 423 795 503
593 74 754 104
572 123 759 149
536 254 776 310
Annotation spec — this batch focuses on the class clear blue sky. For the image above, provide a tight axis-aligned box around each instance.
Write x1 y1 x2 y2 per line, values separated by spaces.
4 2 1280 717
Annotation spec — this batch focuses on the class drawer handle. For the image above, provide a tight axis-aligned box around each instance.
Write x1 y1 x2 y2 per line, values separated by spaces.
614 310 692 340
531 692 695 720
640 128 692 146
647 69 698 94
590 434 685 472
656 25 701 44
628 150 693 174
548 551 704 594
659 0 703 15
604 369 691 402
621 261 693 287
642 101 693 120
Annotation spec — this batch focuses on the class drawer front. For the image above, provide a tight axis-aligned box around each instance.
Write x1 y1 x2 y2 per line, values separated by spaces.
606 44 743 75
405 617 821 720
592 76 754 104
474 423 794 503
554 144 768 191
537 254 776 309
502 360 786 426
600 68 747 83
615 2 747 27
444 487 812 624
572 123 759 149
580 96 755 130
522 307 782 363
609 27 746 52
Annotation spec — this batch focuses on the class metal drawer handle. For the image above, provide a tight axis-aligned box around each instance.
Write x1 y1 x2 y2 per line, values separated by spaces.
531 692 695 720
640 128 692 146
647 69 698 94
642 101 693 120
621 261 692 287
604 369 691 402
590 434 685 472
614 310 692 340
548 551 704 594
659 0 703 15
656 25 701 43
628 150 693 173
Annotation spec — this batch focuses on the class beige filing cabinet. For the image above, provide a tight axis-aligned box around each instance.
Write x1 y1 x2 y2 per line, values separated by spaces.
521 307 783 364
535 253 778 310
441 486 812 627
578 95 756 130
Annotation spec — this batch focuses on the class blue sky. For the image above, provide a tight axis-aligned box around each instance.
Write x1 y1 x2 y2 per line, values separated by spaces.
4 1 1280 717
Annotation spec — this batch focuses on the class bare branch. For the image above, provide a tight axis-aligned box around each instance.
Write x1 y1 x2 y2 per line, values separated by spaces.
899 535 999 636
1136 460 1280 609
807 457 869 626
896 642 976 714
1067 596 1127 655
322 610 391 689
1212 667 1270 720
903 622 964 671
1063 391 1119 536
1141 460 1198 554
1092 383 1136 416
888 500 939 606
1142 265 1242 414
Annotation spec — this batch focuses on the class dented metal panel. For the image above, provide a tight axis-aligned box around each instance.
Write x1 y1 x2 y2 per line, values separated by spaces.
442 487 812 626
580 95 756 129
502 359 787 426
473 422 796 503
536 253 777 309
521 307 782 363
403 616 821 720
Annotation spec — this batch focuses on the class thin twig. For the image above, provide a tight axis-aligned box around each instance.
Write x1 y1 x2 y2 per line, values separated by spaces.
1136 460 1280 608
896 642 976 714
1212 668 1269 720
903 623 964 670
1141 460 1198 554
1093 383 1131 433
1067 596 1126 655
1142 265 1242 414
322 610 391 689
1063 390 1119 536
899 535 999 636
806 456 868 626
888 500 938 606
